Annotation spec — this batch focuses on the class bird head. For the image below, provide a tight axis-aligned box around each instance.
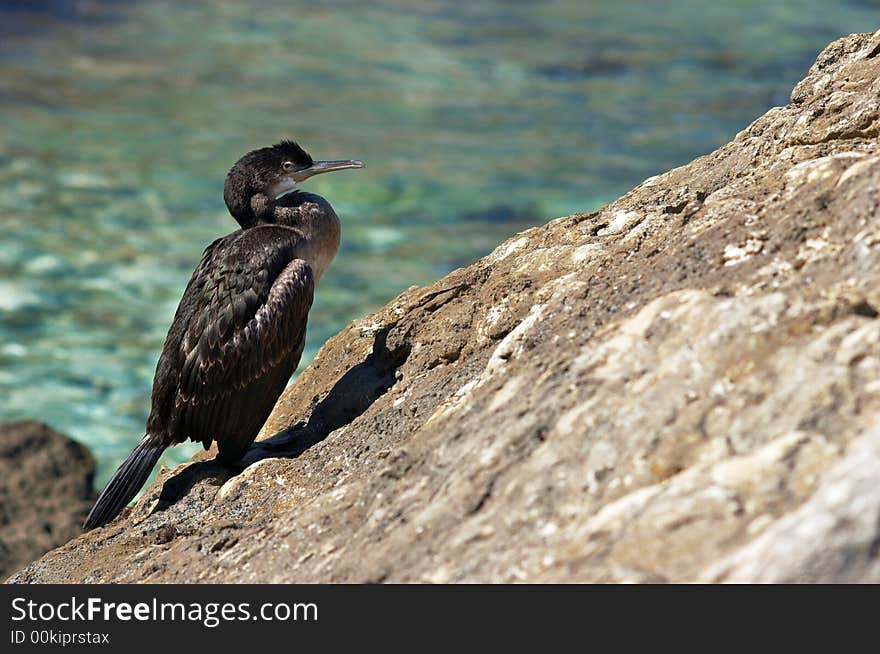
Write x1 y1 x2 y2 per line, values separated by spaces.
224 140 363 227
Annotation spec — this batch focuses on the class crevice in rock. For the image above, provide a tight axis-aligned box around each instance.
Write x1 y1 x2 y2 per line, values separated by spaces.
850 300 879 319
468 478 495 515
792 121 880 146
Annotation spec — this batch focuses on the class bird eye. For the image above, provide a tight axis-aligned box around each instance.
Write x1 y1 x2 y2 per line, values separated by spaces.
282 161 294 171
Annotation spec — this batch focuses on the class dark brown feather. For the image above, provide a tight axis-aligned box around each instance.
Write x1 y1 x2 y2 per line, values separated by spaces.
146 225 314 461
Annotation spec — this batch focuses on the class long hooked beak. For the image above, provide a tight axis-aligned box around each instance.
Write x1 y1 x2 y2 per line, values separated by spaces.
293 159 365 182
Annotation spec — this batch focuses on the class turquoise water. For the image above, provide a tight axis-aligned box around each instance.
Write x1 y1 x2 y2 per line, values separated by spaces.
1 0 877 487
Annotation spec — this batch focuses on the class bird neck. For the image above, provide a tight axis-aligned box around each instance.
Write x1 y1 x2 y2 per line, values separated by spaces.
224 172 273 227
272 191 341 282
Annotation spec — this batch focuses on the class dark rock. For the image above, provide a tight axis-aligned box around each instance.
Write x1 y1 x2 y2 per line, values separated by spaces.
0 420 95 579
8 29 880 583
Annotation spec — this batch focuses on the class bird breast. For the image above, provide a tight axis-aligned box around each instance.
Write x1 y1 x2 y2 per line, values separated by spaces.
279 195 341 283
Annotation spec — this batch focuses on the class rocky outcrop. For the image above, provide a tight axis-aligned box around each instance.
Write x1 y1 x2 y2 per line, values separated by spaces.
0 421 96 579
9 30 880 583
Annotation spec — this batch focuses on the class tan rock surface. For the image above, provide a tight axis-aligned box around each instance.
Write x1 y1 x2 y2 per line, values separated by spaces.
0 420 95 579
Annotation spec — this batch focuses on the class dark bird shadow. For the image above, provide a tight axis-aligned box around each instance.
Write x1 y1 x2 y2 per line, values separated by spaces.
152 324 408 514
152 457 234 515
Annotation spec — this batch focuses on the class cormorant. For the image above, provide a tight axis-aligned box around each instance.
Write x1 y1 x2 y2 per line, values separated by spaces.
84 141 363 530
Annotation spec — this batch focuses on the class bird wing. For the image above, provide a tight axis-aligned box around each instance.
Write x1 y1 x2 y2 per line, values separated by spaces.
148 225 314 450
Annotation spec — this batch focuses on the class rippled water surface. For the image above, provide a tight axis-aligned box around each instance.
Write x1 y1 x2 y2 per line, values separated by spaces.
0 0 877 485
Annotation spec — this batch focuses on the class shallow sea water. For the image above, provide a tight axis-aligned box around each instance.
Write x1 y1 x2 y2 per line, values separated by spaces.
0 0 877 486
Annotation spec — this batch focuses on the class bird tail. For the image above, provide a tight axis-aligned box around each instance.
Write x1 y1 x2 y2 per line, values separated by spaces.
83 435 166 531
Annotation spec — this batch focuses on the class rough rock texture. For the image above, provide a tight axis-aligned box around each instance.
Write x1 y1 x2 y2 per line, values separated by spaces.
0 420 96 579
9 30 880 583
